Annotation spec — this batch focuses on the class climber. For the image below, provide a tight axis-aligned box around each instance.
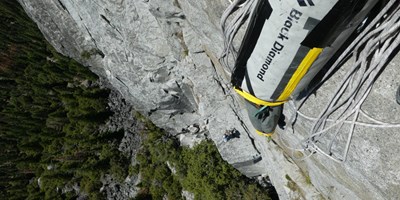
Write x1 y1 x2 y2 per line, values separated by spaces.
223 132 230 142
221 0 382 137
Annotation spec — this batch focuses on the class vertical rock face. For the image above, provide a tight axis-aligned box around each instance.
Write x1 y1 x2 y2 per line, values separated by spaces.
17 0 270 191
18 0 400 199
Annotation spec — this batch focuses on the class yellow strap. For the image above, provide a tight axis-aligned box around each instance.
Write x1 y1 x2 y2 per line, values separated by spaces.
277 47 323 101
255 129 273 137
234 48 322 105
234 87 286 107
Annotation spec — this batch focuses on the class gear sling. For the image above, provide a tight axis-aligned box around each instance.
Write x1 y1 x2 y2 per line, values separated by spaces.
228 0 380 136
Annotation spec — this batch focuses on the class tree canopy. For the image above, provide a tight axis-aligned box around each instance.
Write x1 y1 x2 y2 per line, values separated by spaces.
0 1 129 199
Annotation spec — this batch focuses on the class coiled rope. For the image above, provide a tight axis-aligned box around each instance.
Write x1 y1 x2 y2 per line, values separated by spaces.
221 0 400 163
294 0 400 163
220 0 260 73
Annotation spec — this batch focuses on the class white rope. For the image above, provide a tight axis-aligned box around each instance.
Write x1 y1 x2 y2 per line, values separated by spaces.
227 0 245 8
295 109 400 128
295 1 400 163
220 0 400 163
220 0 259 73
277 132 315 162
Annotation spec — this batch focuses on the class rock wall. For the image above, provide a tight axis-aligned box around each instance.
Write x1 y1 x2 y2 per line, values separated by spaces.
17 0 271 191
17 0 400 199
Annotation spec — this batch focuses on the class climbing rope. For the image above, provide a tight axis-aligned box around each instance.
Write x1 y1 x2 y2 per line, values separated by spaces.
227 0 246 8
220 0 400 163
294 0 400 163
220 0 258 73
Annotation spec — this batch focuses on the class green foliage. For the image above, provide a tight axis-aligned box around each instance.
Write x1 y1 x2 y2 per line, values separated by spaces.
0 1 129 199
285 174 300 192
135 119 272 200
81 50 92 60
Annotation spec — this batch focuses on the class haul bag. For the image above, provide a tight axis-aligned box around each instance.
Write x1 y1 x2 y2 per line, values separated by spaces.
231 0 381 136
244 101 283 136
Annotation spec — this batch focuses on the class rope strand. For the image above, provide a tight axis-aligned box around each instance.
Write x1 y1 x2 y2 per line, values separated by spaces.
296 1 400 163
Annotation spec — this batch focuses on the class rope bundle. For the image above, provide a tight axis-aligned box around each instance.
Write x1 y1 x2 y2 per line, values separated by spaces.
220 0 400 162
295 0 400 162
220 0 259 73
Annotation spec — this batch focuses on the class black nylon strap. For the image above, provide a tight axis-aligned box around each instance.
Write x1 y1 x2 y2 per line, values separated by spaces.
244 69 255 96
231 0 273 87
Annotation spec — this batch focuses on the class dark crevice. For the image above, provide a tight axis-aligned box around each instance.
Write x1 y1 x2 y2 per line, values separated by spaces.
168 111 184 119
175 80 181 88
229 105 261 155
100 14 123 36
115 28 123 36
83 25 105 58
283 154 294 164
209 58 229 95
100 14 111 24
84 25 96 46
97 50 105 58
171 94 180 99
115 76 128 89
166 12 185 20
193 50 205 54
57 0 69 14
148 108 157 116
213 77 226 95
231 155 262 168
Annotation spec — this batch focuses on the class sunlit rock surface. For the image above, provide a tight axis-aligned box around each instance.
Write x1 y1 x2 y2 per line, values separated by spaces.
18 0 400 199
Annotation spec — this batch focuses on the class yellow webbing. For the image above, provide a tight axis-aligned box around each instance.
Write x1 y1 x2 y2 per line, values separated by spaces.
277 47 323 101
234 48 322 105
255 129 273 137
235 48 322 137
234 87 286 106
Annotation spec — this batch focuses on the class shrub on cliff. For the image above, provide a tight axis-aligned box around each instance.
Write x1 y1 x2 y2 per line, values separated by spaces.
135 119 272 200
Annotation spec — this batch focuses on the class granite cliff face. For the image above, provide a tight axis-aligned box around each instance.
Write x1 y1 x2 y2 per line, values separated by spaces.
18 0 400 199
